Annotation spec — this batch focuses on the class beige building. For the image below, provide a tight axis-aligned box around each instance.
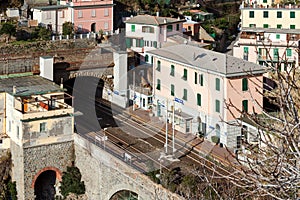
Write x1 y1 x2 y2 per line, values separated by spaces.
148 44 265 148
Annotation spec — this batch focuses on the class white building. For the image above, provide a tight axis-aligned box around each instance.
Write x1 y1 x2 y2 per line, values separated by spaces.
147 44 265 148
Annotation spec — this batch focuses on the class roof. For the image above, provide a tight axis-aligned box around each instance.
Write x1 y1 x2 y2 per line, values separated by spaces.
147 44 266 77
199 26 215 42
241 27 300 34
125 15 186 26
165 34 209 48
0 75 63 97
33 5 68 11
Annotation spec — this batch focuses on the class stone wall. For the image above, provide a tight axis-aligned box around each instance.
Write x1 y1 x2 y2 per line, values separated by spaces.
74 134 184 200
21 141 74 199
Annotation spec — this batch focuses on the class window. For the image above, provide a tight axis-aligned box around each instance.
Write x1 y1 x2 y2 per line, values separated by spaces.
17 126 19 139
183 89 187 101
249 24 256 28
136 39 144 47
263 11 268 18
290 11 295 18
277 11 282 18
244 47 249 53
290 25 296 29
153 41 157 48
40 122 46 132
199 74 203 86
274 48 279 60
170 65 175 76
249 11 254 18
167 25 173 32
125 38 132 48
194 72 197 84
242 78 248 91
104 22 109 30
183 69 187 80
104 8 109 16
215 78 220 91
243 47 249 60
156 60 161 71
145 55 149 62
276 34 280 39
91 9 96 17
59 10 64 18
171 84 175 96
131 25 135 32
263 0 267 2
242 100 248 112
197 93 201 106
277 24 282 29
156 79 161 90
286 49 292 57
215 100 220 113
263 24 269 28
142 26 154 33
176 24 179 31
78 10 83 18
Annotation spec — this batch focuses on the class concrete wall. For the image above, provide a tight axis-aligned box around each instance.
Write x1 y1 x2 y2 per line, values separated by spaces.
74 134 184 200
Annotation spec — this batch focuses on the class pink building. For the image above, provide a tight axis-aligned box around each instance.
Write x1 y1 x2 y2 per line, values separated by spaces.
32 0 114 34
67 0 113 33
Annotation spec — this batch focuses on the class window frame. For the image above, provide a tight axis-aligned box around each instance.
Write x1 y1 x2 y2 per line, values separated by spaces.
131 24 135 32
290 11 295 18
215 78 220 91
263 11 269 18
183 69 187 80
171 84 175 96
156 60 161 71
242 78 248 91
242 100 248 112
156 79 161 90
197 93 201 106
40 122 47 132
170 65 175 76
183 89 188 101
249 11 254 18
277 11 282 18
215 100 220 113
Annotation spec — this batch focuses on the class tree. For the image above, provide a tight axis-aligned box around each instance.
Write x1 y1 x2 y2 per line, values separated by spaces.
0 22 16 41
62 22 74 36
224 41 300 199
60 166 85 198
38 27 52 40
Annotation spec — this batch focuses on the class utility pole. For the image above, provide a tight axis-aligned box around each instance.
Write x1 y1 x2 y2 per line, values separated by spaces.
165 99 168 154
172 100 175 157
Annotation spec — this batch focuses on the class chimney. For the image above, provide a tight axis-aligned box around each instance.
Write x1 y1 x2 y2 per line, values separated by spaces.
13 86 16 94
156 12 159 17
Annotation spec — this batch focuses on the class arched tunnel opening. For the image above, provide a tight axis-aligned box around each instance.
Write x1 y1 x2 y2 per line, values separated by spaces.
34 170 56 200
64 76 117 134
110 190 138 200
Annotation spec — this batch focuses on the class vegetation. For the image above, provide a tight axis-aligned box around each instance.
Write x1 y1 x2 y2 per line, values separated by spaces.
63 22 74 36
59 166 85 199
0 22 17 41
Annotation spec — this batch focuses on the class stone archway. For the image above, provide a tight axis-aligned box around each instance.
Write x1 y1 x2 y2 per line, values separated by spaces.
32 167 62 200
110 189 138 200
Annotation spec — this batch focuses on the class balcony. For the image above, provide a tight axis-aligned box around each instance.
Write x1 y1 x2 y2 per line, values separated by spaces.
14 92 74 121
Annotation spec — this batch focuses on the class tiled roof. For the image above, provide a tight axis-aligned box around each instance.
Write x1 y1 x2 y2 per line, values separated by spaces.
147 44 266 77
125 15 186 26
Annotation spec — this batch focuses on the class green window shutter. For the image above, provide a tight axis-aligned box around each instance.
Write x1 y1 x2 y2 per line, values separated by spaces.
276 34 280 39
263 24 269 28
249 11 254 18
242 100 248 112
274 48 279 59
277 24 282 29
153 41 157 48
131 25 135 32
215 100 220 113
216 78 220 91
171 84 174 96
290 11 295 18
140 39 144 47
263 0 267 2
136 39 139 47
183 69 187 80
286 49 292 57
156 79 161 90
125 38 131 48
290 25 296 29
194 72 197 84
277 11 282 18
145 55 149 62
183 89 187 100
242 78 248 91
171 65 175 76
244 47 249 53
249 24 256 28
156 60 161 71
263 11 268 18
200 74 203 86
167 25 173 32
197 93 201 106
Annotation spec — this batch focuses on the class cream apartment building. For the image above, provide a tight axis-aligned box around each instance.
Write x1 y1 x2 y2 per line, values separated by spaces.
148 44 265 148
125 15 185 54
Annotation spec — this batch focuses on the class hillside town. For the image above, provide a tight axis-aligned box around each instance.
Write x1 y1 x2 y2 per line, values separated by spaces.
0 0 300 199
